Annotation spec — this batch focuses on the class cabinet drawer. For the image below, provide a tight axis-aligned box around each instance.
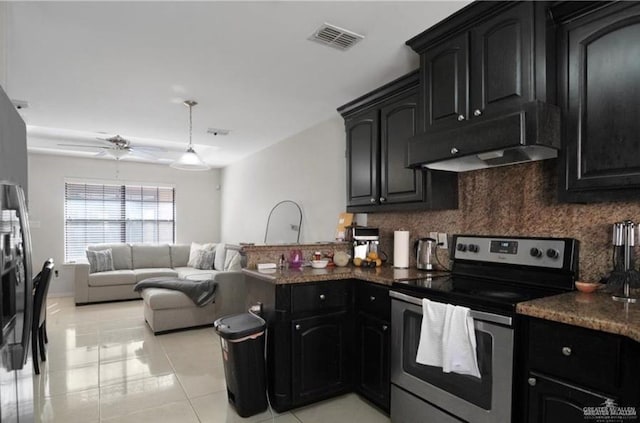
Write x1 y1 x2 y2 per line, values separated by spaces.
291 281 350 314
356 282 390 320
528 319 622 392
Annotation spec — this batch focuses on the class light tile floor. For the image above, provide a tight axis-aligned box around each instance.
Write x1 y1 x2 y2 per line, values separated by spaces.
35 297 391 423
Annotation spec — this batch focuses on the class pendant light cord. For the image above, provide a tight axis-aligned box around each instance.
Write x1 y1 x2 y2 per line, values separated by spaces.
188 103 193 149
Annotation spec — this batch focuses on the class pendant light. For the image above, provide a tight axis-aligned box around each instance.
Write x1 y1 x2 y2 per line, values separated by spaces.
171 100 210 171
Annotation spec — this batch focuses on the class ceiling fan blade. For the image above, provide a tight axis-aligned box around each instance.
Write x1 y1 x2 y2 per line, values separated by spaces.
130 146 168 153
94 151 108 158
93 138 117 146
57 143 105 150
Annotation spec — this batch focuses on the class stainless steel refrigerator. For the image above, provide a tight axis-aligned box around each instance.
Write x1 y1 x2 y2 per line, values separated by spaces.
0 82 33 421
0 183 34 422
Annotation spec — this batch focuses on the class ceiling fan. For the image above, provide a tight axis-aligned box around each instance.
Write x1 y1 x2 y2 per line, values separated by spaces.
57 135 167 161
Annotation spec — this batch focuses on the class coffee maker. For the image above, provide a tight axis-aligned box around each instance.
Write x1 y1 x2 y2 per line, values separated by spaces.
351 226 379 260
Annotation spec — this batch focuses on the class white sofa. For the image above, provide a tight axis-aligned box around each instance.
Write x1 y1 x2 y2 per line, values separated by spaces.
73 243 243 305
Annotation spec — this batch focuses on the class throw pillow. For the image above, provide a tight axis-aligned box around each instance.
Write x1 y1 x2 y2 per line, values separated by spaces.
193 249 216 270
86 249 115 274
188 242 216 268
224 249 241 271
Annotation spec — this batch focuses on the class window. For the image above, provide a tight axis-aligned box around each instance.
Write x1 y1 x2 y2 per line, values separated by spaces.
64 182 175 261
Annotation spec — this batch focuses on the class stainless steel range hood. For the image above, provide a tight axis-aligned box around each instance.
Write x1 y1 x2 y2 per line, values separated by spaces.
407 101 561 172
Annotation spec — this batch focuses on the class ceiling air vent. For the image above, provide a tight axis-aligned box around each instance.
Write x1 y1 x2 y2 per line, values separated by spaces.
309 23 364 51
207 128 230 136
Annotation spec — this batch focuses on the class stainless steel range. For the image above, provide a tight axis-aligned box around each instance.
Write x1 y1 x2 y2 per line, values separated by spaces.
390 235 579 423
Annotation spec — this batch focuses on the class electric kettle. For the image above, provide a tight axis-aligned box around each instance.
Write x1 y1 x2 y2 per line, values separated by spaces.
414 237 436 270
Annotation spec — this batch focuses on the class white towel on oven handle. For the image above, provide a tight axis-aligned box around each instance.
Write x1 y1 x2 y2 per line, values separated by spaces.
442 305 481 378
415 298 447 367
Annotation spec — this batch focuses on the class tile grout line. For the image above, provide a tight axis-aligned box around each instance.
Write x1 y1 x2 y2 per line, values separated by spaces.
163 341 203 422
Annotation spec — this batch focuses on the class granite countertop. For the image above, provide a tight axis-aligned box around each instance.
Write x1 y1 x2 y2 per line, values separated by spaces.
517 290 640 342
242 265 447 286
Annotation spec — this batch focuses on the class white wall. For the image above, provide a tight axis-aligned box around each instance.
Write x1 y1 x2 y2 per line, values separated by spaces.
0 2 7 88
221 116 346 243
28 153 221 296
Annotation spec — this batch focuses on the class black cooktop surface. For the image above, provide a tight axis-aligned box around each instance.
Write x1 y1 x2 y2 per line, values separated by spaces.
392 275 569 314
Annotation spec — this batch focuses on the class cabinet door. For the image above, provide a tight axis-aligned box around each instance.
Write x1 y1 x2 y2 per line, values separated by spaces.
292 311 350 404
421 32 468 132
356 312 390 412
469 2 534 117
380 88 424 204
559 3 640 202
527 373 615 423
346 109 379 207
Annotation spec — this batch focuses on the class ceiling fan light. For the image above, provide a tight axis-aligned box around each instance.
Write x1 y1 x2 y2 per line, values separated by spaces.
170 146 210 170
106 149 130 160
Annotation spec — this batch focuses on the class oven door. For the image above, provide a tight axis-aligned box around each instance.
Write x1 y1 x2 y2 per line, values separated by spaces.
390 290 514 423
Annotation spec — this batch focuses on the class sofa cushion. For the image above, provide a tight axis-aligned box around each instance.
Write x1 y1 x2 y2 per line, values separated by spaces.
87 244 132 270
141 288 196 310
170 245 190 268
174 267 223 279
214 244 226 270
134 268 178 282
86 249 115 273
132 244 172 268
88 270 136 287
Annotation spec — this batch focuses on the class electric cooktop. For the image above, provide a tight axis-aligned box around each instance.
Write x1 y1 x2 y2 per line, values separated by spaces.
392 235 580 315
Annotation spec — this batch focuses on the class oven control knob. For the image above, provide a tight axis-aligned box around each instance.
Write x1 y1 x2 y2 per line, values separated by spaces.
546 248 559 259
468 244 479 253
456 243 467 252
530 248 543 258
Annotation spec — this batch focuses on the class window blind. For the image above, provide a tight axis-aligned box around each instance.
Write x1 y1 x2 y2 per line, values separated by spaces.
64 182 175 261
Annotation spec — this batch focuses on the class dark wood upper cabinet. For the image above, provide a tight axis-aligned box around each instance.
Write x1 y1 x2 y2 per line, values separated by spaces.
339 71 458 213
345 109 379 207
557 2 640 202
379 89 423 204
421 32 468 131
410 2 545 133
469 2 533 116
405 1 558 169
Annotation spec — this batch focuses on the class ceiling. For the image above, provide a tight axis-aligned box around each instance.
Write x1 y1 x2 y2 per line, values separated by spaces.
5 1 469 168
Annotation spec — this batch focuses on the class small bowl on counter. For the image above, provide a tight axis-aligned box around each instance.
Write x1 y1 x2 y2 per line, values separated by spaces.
575 281 600 293
310 259 329 269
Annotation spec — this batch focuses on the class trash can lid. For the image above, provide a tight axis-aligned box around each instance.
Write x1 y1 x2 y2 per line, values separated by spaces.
214 312 266 340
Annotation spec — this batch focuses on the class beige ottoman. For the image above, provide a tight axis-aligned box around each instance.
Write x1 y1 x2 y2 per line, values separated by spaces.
141 287 217 334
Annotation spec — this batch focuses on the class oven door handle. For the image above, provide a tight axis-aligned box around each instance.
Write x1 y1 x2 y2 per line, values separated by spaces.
389 290 513 327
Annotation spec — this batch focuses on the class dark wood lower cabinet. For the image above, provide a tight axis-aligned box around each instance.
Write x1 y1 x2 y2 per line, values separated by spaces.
292 311 351 404
245 277 392 414
522 317 640 423
527 373 614 423
356 312 390 412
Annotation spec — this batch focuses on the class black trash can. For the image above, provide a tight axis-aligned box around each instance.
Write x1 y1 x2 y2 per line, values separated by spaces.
214 312 268 417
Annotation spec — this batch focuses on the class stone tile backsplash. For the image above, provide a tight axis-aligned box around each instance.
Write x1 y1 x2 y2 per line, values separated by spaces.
242 242 351 269
368 160 640 282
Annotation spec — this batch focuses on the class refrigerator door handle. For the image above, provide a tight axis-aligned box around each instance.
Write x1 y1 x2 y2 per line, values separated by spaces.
14 185 33 369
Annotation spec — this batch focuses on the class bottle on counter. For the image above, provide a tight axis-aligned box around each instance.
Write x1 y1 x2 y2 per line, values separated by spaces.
278 254 286 269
